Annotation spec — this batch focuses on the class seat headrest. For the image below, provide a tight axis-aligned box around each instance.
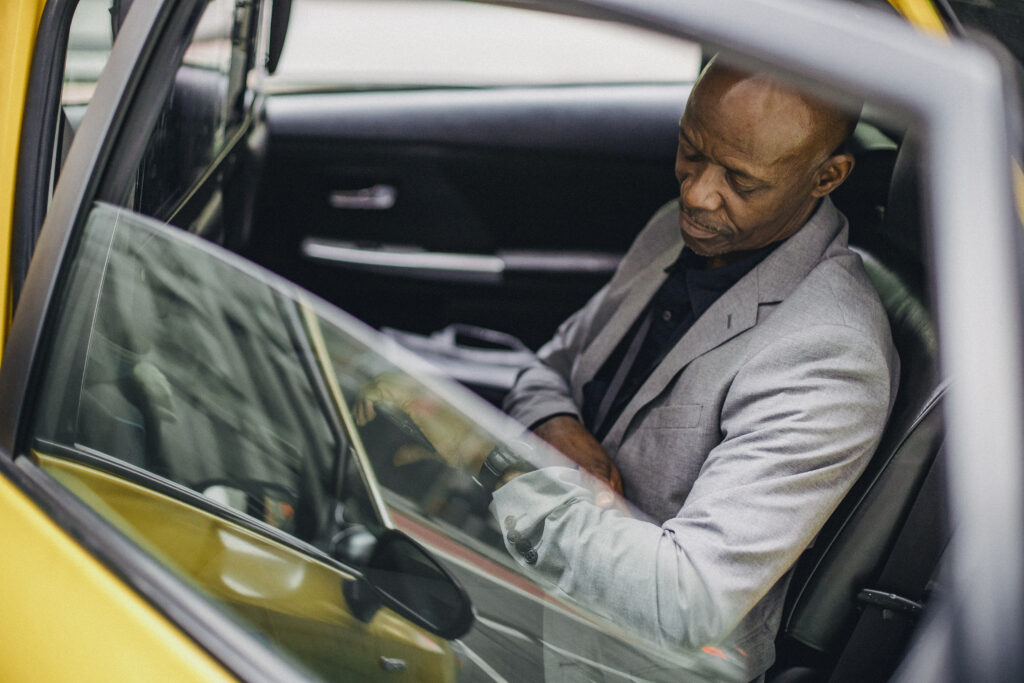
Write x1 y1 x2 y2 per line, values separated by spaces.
883 132 925 272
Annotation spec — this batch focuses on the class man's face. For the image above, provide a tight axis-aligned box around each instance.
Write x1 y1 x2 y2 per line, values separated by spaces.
674 71 849 263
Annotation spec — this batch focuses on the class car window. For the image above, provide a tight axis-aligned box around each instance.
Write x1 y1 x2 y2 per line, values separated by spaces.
27 198 746 680
62 0 115 107
268 0 702 92
127 0 256 225
28 202 462 680
32 203 340 536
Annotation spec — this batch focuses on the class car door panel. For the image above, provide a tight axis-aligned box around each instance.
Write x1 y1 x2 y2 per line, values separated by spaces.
38 452 457 682
249 85 688 347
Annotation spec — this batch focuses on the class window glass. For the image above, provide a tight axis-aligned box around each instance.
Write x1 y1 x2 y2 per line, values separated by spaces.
57 0 115 196
62 0 114 107
29 203 456 679
28 200 744 680
32 203 344 545
321 324 510 554
268 0 701 91
130 0 256 223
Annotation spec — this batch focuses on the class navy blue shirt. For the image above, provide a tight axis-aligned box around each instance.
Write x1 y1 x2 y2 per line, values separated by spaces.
582 242 780 441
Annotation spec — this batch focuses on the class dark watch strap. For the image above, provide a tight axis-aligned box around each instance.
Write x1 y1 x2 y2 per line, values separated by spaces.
476 447 529 493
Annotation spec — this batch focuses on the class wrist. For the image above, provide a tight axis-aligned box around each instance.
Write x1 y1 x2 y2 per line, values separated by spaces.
475 445 532 494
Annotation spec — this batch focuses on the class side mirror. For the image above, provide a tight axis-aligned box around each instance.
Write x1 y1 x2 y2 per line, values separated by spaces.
356 529 474 640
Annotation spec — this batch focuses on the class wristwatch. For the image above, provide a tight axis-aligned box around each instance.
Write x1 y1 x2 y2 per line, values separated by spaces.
476 446 530 493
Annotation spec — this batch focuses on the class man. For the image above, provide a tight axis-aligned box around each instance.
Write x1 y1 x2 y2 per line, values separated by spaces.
490 60 900 677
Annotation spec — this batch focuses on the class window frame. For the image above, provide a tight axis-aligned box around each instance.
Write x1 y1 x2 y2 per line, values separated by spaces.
13 0 79 313
0 1 316 679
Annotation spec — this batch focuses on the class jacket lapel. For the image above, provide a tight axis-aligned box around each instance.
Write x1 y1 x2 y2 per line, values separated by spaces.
599 198 848 452
570 243 681 405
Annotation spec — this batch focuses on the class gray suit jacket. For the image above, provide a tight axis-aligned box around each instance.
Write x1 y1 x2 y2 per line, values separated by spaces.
494 198 899 678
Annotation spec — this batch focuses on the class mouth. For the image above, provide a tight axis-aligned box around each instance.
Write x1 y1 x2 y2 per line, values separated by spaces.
679 210 720 238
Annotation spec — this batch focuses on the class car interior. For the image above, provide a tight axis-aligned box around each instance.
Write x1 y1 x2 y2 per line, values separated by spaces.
244 76 951 683
34 0 965 679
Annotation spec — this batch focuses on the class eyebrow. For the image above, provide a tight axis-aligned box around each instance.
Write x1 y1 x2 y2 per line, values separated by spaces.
678 125 768 186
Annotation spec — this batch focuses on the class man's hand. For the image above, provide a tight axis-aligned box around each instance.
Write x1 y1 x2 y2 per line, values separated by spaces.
533 416 623 495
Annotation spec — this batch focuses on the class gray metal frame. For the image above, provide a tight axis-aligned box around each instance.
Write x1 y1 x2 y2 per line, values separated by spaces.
2 0 1022 679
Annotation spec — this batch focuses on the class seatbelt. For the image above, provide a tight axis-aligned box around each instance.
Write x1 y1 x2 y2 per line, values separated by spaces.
592 309 653 437
828 444 950 683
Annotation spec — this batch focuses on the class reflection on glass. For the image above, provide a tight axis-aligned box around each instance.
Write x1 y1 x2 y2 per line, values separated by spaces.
319 324 512 551
34 203 341 548
29 203 459 680
29 202 747 681
130 0 253 222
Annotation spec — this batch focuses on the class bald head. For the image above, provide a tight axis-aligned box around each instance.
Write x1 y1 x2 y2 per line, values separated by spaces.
674 61 857 265
692 61 857 164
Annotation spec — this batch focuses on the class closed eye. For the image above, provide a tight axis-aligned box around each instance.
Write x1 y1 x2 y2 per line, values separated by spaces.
727 171 763 195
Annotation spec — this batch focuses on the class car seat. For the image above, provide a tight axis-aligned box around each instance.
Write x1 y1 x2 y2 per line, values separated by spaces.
768 131 950 682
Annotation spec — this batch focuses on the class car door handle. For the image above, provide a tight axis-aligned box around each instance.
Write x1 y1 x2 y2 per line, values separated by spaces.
328 184 397 210
300 238 621 284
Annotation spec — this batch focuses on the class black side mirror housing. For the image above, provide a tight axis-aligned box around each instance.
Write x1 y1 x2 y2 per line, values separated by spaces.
354 529 475 640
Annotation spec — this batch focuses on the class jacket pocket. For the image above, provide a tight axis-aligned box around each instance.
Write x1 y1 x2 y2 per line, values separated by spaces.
639 403 703 430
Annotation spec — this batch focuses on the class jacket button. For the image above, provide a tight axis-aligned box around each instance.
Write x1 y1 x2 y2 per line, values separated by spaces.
514 538 532 555
524 549 538 564
507 529 522 544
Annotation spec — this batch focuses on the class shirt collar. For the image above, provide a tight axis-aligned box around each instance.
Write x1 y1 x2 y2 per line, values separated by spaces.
666 240 782 320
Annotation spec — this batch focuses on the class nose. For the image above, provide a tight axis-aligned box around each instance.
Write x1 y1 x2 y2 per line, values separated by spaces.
681 165 722 212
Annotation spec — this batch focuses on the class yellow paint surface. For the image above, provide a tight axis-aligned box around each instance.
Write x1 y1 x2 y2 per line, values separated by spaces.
0 469 236 681
38 454 457 681
0 0 49 350
887 0 948 36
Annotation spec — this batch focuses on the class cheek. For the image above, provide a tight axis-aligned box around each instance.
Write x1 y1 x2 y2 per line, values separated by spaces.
719 197 756 231
726 192 804 241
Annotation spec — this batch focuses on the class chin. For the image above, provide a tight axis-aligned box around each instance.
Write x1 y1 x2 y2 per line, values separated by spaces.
680 234 721 258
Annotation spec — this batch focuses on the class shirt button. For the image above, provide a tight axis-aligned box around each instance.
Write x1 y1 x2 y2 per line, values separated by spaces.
514 538 533 554
504 516 517 529
661 309 673 322
507 529 522 544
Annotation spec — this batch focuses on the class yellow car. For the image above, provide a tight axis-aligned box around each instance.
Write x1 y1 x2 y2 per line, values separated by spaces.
1 0 1023 681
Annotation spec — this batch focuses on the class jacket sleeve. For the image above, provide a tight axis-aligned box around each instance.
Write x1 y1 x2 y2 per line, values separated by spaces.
500 283 609 429
491 322 897 653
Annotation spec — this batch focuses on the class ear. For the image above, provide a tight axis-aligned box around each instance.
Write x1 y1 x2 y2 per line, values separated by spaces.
811 153 855 197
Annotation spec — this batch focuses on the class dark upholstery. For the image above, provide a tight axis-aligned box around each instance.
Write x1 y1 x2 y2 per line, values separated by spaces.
780 251 943 651
769 133 948 680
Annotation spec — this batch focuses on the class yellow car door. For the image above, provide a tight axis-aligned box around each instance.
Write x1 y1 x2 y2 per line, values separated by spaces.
0 0 463 680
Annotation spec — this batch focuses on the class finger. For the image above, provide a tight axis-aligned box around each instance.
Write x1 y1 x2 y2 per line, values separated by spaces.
353 400 375 425
608 466 624 495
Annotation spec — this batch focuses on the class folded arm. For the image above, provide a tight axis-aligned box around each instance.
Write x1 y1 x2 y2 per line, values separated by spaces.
491 323 896 652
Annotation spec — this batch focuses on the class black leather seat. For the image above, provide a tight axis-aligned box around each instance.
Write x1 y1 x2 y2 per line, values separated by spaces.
768 133 950 682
